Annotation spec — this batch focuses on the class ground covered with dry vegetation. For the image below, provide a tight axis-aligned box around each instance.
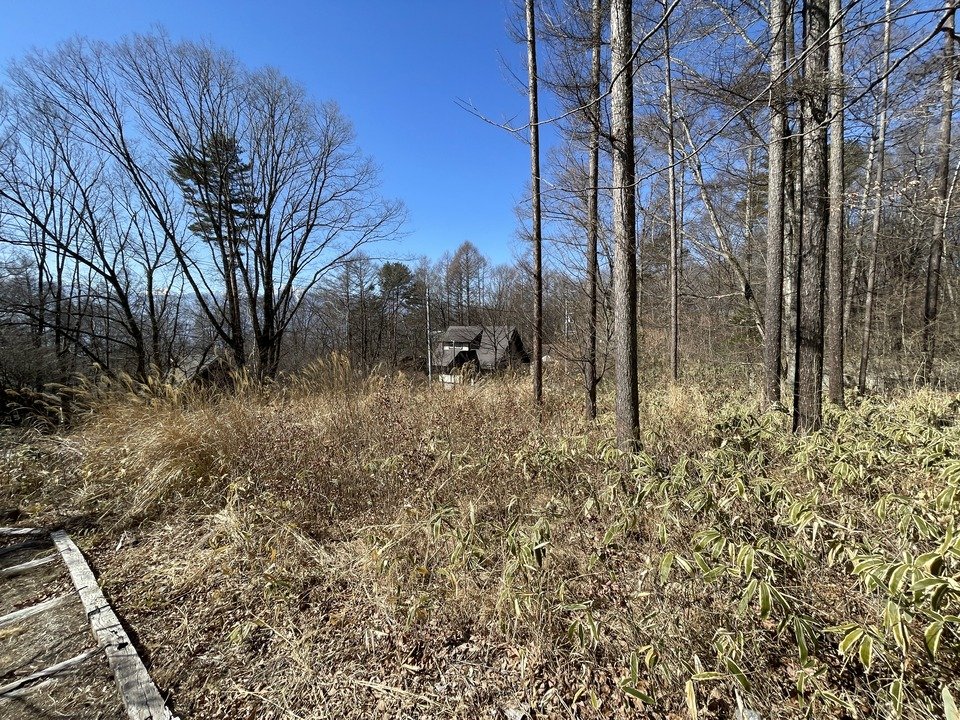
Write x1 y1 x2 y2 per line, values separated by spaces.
2 360 959 719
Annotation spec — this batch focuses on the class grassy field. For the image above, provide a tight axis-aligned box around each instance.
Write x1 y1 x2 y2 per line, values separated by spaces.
3 359 959 719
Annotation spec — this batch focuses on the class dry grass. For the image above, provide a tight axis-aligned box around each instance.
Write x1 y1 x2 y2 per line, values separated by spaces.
2 359 959 719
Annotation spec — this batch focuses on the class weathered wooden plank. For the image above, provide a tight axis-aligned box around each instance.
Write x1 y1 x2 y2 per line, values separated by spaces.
0 678 55 698
0 594 70 627
0 553 57 577
0 527 43 536
51 530 178 720
0 538 49 560
0 647 98 696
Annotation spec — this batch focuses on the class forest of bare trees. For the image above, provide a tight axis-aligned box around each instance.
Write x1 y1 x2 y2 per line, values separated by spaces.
525 0 960 438
1 2 959 433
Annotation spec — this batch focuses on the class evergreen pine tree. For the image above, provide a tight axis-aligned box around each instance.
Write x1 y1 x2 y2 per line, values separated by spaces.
170 132 260 367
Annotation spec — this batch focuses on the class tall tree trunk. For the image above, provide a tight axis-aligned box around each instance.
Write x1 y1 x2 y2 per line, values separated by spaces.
794 0 829 433
664 0 681 383
35 243 47 347
826 0 845 406
526 0 544 407
585 0 602 421
858 0 892 395
923 2 956 382
745 147 754 289
784 7 801 388
359 275 367 367
221 245 245 369
611 0 639 454
230 277 245 369
681 118 764 336
943 152 960 328
842 126 876 334
764 0 787 405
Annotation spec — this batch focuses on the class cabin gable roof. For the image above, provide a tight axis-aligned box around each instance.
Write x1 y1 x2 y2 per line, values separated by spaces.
436 325 529 371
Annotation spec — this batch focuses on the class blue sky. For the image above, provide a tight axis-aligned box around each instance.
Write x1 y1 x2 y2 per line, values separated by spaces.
1 1 542 265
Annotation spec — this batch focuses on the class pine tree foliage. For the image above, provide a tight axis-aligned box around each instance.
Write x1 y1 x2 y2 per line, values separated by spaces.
170 131 261 250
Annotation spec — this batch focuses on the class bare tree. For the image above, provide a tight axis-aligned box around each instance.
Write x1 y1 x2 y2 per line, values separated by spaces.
7 34 403 379
857 0 893 395
663 0 680 383
842 124 876 338
764 0 788 406
445 241 489 324
610 0 639 453
679 117 764 338
526 0 545 407
923 1 956 382
794 0 830 432
583 0 603 420
825 0 845 406
0 94 183 381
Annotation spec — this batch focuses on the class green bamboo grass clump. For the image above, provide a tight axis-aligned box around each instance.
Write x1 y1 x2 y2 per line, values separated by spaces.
362 388 960 718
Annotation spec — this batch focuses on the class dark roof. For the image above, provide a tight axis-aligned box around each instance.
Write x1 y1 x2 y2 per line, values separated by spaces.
477 326 519 368
436 325 528 371
440 326 484 344
436 347 468 368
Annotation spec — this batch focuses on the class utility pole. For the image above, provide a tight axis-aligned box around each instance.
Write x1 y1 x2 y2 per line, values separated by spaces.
426 286 433 384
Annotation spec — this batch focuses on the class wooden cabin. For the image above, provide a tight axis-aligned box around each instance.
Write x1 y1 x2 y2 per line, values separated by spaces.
435 325 529 383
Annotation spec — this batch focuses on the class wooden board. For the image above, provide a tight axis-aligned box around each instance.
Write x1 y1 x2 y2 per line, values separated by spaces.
0 594 70 627
51 531 179 720
0 647 99 696
0 553 57 577
0 539 49 560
